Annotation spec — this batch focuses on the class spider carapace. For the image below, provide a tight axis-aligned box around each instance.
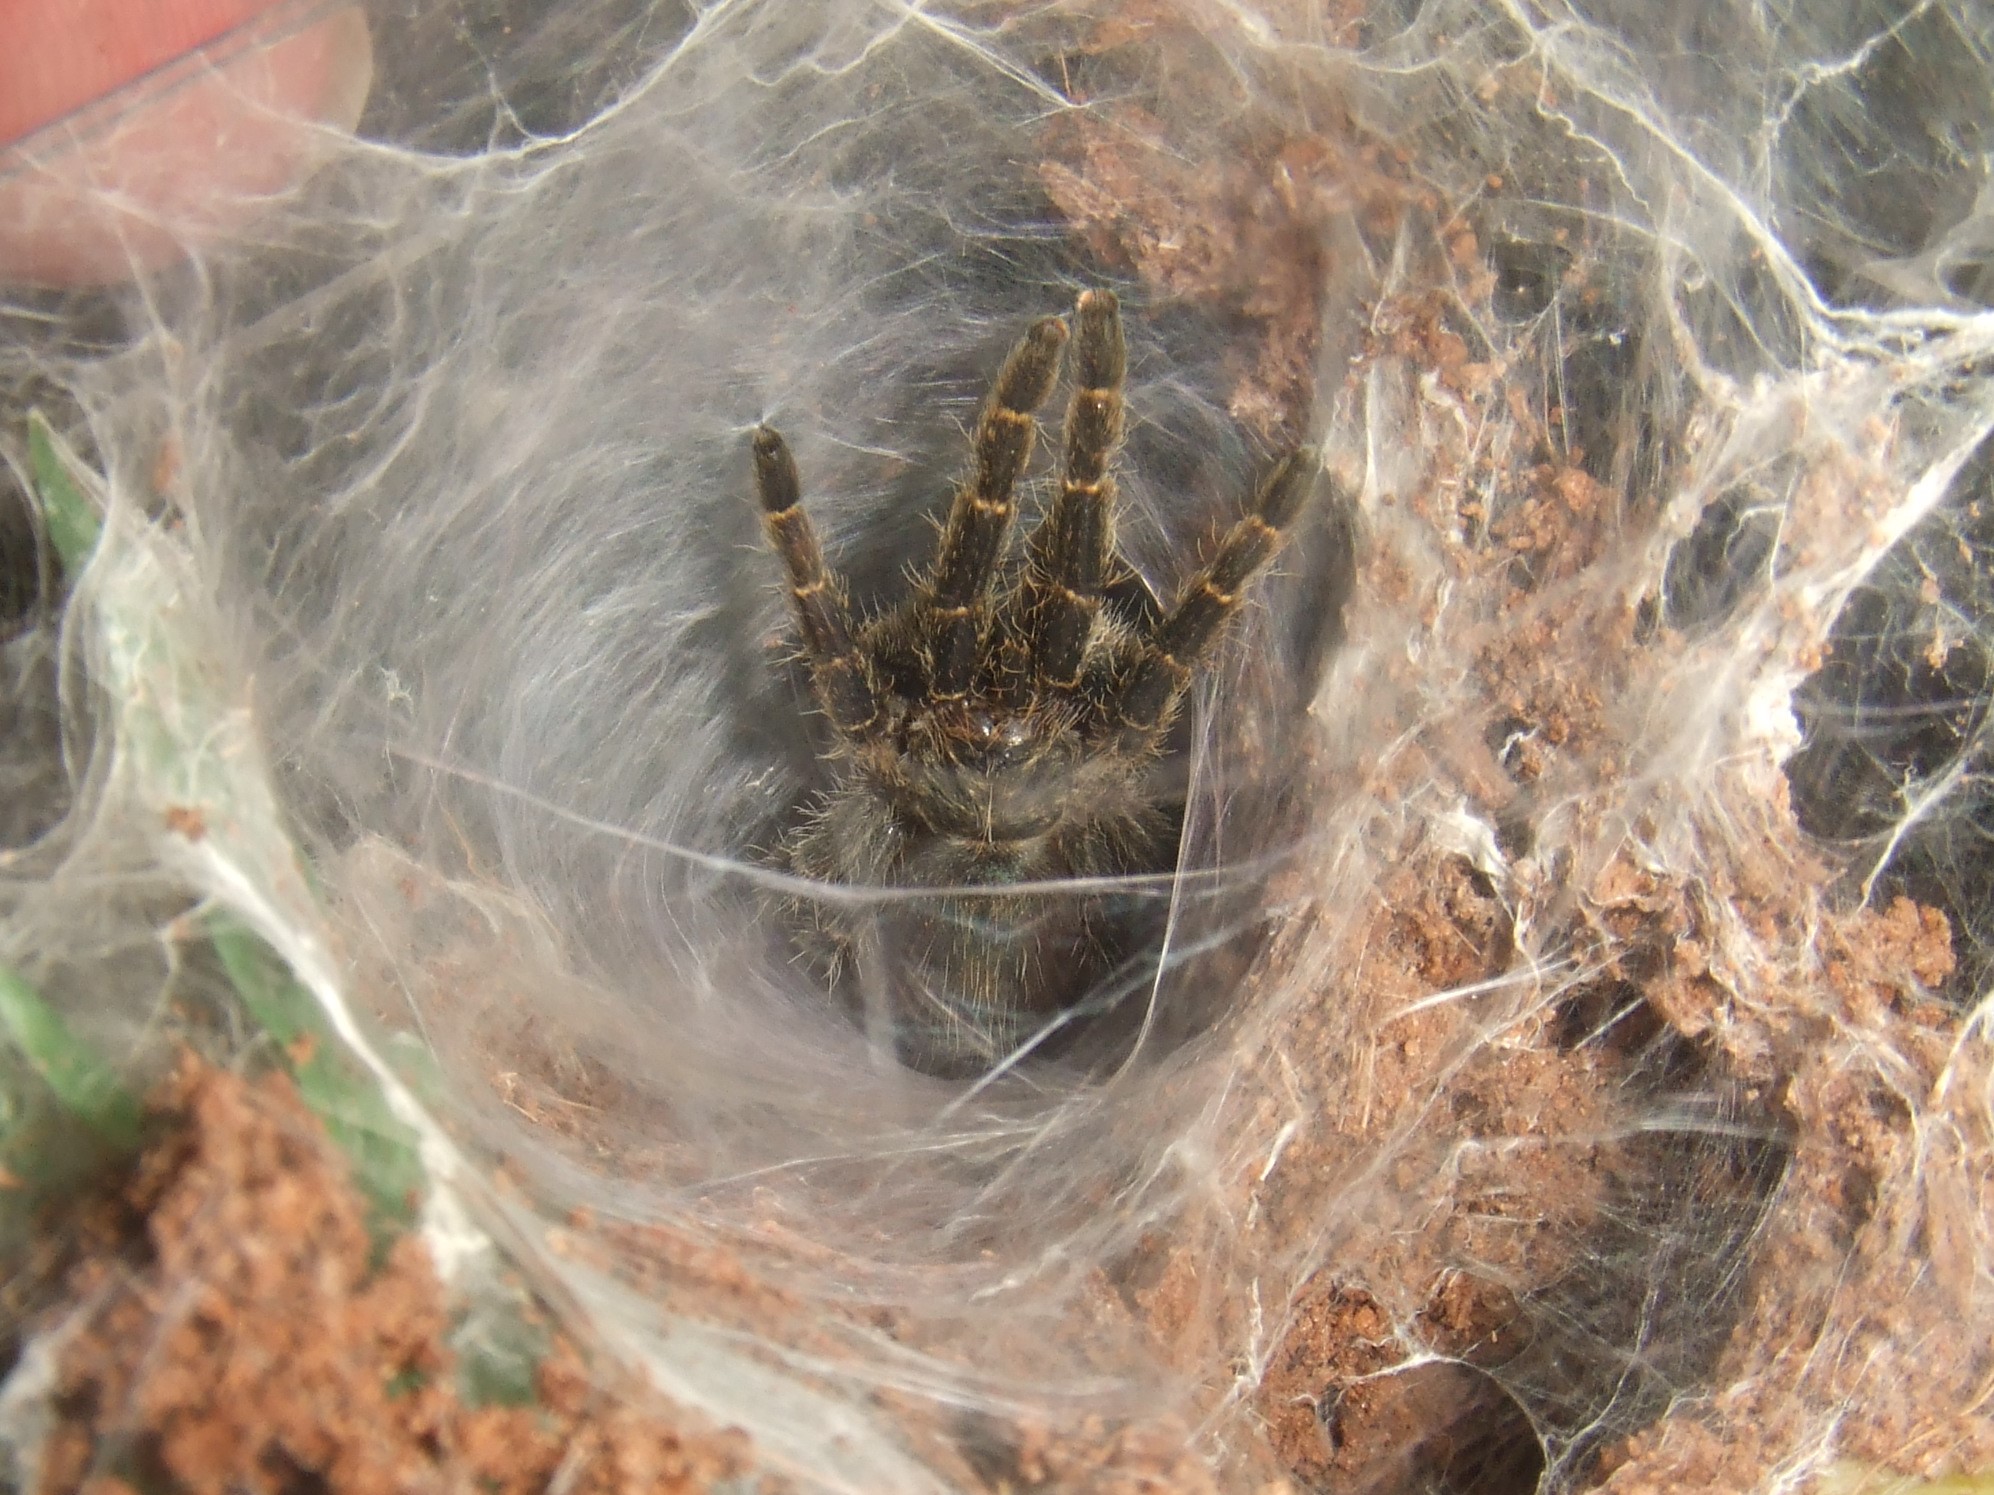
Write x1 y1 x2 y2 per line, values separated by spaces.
752 290 1318 1076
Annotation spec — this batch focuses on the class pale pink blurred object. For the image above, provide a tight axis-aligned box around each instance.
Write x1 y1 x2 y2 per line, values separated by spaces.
0 1 373 287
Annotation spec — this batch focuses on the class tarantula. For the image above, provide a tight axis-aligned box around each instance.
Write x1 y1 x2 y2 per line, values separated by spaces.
752 289 1317 1075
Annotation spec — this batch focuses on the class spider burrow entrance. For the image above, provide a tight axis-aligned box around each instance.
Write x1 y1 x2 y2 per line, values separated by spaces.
749 289 1326 1074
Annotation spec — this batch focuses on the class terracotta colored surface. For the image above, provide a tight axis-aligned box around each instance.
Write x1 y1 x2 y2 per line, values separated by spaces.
0 3 372 285
0 0 290 145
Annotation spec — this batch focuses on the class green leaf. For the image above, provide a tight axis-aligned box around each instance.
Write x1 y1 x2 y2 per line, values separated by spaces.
457 1306 549 1408
0 962 141 1150
26 411 103 576
209 916 426 1229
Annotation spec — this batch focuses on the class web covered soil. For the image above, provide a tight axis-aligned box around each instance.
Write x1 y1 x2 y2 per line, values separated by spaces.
1027 12 1994 1484
11 884 1979 1492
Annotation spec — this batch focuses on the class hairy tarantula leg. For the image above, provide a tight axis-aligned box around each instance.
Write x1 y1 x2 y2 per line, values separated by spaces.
751 425 880 736
1111 447 1320 737
1022 288 1126 689
920 313 1070 698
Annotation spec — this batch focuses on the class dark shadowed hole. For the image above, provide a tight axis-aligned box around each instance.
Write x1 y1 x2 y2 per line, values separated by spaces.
1662 485 1779 632
1786 426 1994 999
1940 250 1994 308
0 462 38 636
1489 239 1572 324
1320 1361 1544 1495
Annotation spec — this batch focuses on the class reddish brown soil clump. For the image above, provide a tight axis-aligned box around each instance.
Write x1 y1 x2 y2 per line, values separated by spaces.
17 1055 752 1495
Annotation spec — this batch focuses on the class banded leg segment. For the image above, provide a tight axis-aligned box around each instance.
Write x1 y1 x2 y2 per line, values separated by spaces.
1023 289 1126 689
1111 447 1319 736
920 314 1069 697
752 426 879 736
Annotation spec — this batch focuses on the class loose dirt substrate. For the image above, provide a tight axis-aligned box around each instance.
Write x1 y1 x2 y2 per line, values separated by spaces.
14 870 1985 1494
1238 863 1991 1493
11 1055 753 1495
